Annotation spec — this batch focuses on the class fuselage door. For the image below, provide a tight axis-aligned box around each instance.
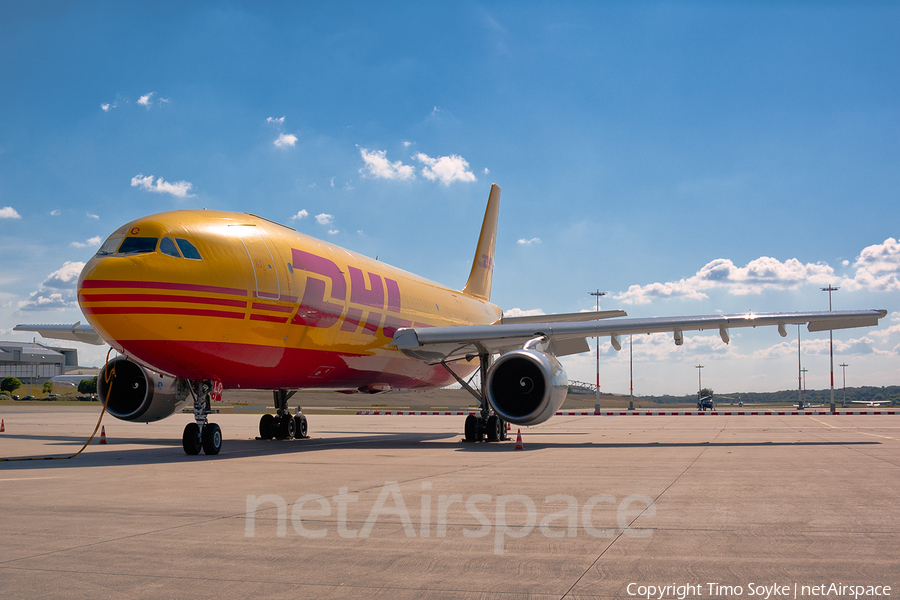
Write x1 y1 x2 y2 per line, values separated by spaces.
240 230 281 300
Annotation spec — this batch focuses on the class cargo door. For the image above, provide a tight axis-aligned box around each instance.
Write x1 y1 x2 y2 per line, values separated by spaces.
240 230 281 300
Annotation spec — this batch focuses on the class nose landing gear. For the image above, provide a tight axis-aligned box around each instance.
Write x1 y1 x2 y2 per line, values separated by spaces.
182 380 223 455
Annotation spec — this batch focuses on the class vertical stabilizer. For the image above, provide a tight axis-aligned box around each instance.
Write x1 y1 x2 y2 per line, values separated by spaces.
462 184 501 301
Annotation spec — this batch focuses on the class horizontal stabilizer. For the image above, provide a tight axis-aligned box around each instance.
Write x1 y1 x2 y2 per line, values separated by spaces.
13 323 105 346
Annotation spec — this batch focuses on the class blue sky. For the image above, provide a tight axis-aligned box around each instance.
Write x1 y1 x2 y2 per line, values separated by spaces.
2 2 898 396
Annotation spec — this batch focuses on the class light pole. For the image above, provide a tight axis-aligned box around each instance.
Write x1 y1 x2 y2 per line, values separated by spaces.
822 285 839 413
797 324 802 407
629 334 634 411
590 290 606 414
800 367 808 408
840 362 849 407
695 364 704 401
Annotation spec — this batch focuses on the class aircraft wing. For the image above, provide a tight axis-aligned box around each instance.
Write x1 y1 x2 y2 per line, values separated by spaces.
13 322 105 346
392 309 888 363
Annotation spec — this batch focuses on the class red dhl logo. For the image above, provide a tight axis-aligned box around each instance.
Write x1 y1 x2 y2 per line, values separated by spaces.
290 249 412 337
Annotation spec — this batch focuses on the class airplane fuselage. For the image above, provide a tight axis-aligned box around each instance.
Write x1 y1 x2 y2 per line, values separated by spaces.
78 210 502 391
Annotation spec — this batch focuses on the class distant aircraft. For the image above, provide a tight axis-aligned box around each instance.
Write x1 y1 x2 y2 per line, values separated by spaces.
697 396 715 411
16 184 888 455
49 374 98 387
794 400 823 409
851 400 893 407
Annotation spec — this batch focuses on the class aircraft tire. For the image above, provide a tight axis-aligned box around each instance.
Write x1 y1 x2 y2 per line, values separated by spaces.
259 414 275 439
275 415 296 440
294 414 308 438
464 414 479 442
202 423 222 455
486 415 501 442
182 423 202 455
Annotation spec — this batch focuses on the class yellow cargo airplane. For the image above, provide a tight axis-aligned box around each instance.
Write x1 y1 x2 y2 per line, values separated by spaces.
17 184 887 455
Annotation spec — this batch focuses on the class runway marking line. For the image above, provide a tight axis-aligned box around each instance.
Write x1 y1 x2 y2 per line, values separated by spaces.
808 416 898 441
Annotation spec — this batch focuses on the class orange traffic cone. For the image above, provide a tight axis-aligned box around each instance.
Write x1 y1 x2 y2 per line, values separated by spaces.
99 426 107 444
1 418 4 433
507 422 511 431
514 429 524 450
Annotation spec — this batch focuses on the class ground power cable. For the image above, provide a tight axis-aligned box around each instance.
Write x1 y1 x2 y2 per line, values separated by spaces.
0 350 115 462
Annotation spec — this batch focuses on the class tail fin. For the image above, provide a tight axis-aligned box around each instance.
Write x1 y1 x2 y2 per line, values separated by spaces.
462 184 501 301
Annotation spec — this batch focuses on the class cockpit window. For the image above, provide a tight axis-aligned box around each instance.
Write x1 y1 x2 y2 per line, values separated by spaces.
118 237 159 255
96 234 125 256
159 237 181 258
175 238 202 260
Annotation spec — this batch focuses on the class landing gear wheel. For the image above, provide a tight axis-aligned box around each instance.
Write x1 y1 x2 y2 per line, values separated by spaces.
464 414 479 442
202 423 222 455
259 414 275 439
294 414 308 439
486 415 501 442
182 423 202 455
275 414 296 440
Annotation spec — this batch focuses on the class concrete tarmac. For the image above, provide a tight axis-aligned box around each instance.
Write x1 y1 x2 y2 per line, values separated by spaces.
0 405 898 600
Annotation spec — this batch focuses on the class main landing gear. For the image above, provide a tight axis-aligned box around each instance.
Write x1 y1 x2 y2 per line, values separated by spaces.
182 380 222 456
442 352 509 443
258 389 309 441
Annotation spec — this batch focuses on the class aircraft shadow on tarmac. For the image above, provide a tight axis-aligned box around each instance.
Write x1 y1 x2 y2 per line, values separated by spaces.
0 430 882 470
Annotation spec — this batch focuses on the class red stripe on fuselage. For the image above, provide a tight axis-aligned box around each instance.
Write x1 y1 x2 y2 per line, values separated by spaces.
81 279 247 297
84 306 245 319
251 302 294 313
249 314 289 323
80 293 247 308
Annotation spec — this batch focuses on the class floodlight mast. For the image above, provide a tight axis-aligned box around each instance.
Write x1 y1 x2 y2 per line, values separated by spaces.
590 290 606 414
839 362 849 407
822 285 839 413
695 364 704 401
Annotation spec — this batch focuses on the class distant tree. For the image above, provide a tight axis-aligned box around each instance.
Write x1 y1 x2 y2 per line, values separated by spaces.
699 387 714 398
1 377 22 393
78 377 98 395
43 381 53 394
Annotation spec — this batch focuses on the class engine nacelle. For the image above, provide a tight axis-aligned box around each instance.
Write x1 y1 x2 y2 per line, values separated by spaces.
485 349 568 426
98 357 190 422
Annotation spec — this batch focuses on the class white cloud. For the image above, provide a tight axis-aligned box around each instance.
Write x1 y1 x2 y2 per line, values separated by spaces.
0 206 21 219
327 229 339 235
100 102 116 112
315 213 334 225
87 213 99 220
131 174 195 197
840 238 900 292
50 210 60 216
359 148 415 181
503 308 546 318
42 261 84 289
137 92 156 107
517 237 541 245
414 153 477 185
402 141 413 147
71 236 102 249
274 133 298 148
289 209 309 221
484 168 490 175
614 256 835 305
329 177 335 188
18 261 85 311
267 116 285 125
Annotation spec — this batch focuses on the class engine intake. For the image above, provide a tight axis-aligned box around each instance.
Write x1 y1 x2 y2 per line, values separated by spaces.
485 349 568 426
98 357 189 422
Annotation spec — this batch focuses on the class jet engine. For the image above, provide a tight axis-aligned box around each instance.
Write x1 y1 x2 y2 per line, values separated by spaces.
485 349 568 426
98 357 190 422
